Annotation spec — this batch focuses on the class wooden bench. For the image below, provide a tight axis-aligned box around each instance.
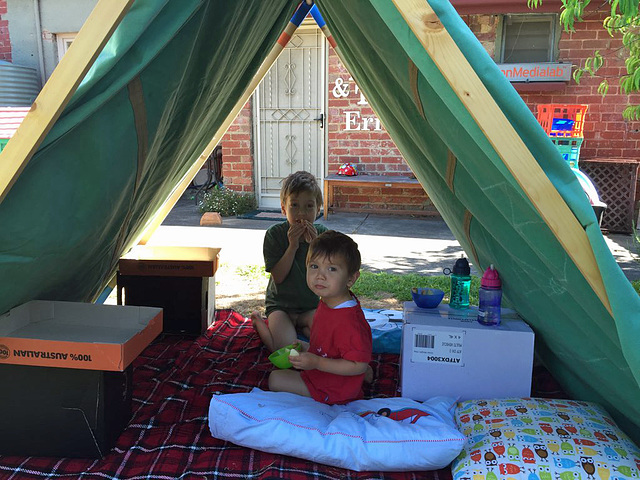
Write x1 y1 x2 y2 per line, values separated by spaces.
323 174 427 219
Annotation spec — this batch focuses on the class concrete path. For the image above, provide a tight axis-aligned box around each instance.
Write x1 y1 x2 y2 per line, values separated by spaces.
155 192 640 282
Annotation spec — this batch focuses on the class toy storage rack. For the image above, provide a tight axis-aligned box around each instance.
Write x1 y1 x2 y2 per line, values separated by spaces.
537 104 588 138
551 137 583 168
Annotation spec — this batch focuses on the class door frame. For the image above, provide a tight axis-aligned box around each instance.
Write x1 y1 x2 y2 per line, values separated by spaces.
253 22 327 210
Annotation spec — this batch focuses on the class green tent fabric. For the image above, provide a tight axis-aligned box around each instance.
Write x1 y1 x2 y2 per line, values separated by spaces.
315 0 640 441
0 0 639 442
0 0 297 309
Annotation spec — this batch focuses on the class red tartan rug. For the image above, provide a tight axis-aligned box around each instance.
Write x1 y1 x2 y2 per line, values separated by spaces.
0 310 453 480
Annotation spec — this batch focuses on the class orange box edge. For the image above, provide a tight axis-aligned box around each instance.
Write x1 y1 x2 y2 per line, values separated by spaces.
119 247 220 278
0 310 163 371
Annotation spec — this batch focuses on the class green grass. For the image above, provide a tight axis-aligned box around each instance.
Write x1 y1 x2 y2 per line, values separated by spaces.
353 271 481 306
236 264 267 281
354 272 640 302
229 263 640 301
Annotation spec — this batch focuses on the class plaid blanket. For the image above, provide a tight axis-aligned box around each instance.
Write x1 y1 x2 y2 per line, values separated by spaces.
0 310 453 480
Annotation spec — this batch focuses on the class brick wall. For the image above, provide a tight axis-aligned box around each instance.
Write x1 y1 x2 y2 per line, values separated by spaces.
0 0 11 61
553 11 640 159
463 14 499 58
326 50 410 177
464 9 640 160
219 9 640 214
219 101 254 193
326 48 435 215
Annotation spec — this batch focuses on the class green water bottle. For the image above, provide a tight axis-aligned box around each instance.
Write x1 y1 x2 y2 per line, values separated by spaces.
445 256 471 309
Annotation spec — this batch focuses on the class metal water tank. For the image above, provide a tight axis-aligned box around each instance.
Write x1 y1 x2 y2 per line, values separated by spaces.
0 61 40 106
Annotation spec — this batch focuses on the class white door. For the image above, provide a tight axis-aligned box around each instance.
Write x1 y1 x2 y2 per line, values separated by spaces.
254 26 325 210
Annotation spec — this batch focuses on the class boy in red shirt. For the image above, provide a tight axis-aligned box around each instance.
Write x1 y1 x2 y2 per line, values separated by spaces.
268 230 372 404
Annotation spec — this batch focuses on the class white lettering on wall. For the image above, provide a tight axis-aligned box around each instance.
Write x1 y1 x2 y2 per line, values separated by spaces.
353 83 368 105
345 111 382 131
345 111 361 130
332 77 349 98
332 76 382 131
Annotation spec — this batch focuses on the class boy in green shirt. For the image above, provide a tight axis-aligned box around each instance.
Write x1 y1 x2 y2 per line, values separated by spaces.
251 171 327 352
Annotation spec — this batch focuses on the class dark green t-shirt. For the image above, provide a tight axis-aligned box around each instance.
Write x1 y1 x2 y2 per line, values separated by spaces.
264 221 328 315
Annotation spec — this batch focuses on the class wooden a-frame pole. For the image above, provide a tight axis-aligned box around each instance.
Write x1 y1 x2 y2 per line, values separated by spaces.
0 0 135 204
391 0 611 314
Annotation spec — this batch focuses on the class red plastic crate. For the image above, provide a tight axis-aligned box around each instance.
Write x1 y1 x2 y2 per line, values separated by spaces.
537 104 588 137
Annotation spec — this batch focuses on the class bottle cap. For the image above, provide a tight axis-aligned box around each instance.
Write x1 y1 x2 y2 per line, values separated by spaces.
481 264 501 288
452 256 470 276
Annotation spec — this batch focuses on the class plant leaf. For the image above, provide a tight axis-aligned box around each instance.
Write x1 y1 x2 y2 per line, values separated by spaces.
597 78 609 96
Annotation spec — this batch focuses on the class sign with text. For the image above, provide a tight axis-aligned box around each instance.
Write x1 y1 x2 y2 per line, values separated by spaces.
498 62 572 82
331 76 382 131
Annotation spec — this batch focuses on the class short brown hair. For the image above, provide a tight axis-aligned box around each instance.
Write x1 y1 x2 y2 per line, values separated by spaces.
307 230 361 276
280 171 323 207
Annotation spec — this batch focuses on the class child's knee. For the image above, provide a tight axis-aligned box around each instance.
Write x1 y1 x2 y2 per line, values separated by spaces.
268 370 281 391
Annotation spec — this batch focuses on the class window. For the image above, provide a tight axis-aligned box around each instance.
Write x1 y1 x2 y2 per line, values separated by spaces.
56 33 77 62
499 14 558 63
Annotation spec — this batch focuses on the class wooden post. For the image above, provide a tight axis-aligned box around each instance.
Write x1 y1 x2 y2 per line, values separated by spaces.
391 0 611 314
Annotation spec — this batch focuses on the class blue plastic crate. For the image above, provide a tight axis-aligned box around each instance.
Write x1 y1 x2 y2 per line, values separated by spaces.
551 118 575 132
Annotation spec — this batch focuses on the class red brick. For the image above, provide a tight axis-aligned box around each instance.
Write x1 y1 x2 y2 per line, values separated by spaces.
234 177 252 185
558 39 584 50
230 162 252 172
221 140 242 149
582 39 606 49
231 148 251 156
599 130 623 140
567 30 598 40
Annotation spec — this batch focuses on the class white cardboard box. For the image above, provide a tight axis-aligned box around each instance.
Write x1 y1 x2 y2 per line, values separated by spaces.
401 302 534 402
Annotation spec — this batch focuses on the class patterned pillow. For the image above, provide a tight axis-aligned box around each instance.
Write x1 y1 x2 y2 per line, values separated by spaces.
452 397 640 480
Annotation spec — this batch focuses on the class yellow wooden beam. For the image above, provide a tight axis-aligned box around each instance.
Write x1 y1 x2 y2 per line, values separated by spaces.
0 0 134 204
137 14 302 245
392 0 611 314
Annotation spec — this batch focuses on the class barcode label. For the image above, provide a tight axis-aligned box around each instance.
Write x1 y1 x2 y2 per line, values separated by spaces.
411 328 465 366
415 333 435 349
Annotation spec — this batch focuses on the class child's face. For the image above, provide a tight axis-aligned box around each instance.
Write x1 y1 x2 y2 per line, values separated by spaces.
307 253 359 307
282 191 319 225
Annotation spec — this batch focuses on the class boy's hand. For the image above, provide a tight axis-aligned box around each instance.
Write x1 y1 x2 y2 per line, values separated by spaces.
301 220 317 244
287 221 307 249
288 351 318 371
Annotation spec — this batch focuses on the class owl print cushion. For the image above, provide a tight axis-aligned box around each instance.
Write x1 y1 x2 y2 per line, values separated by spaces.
451 397 640 480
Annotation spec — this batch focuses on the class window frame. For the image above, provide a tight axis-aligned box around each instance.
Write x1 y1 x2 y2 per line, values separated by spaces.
496 13 560 64
56 33 77 63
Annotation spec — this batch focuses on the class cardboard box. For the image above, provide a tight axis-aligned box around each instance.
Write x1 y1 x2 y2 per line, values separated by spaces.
0 363 132 458
400 302 534 402
118 246 220 335
0 300 162 371
118 245 219 278
0 300 162 458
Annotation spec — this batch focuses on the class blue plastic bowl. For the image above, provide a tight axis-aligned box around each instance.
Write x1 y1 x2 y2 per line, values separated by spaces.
412 287 445 309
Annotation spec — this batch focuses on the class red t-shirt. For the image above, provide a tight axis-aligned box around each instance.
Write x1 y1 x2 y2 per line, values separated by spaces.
301 297 372 404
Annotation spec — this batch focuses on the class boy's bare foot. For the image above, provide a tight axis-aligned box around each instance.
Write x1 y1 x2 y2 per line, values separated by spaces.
364 364 374 384
251 311 274 352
